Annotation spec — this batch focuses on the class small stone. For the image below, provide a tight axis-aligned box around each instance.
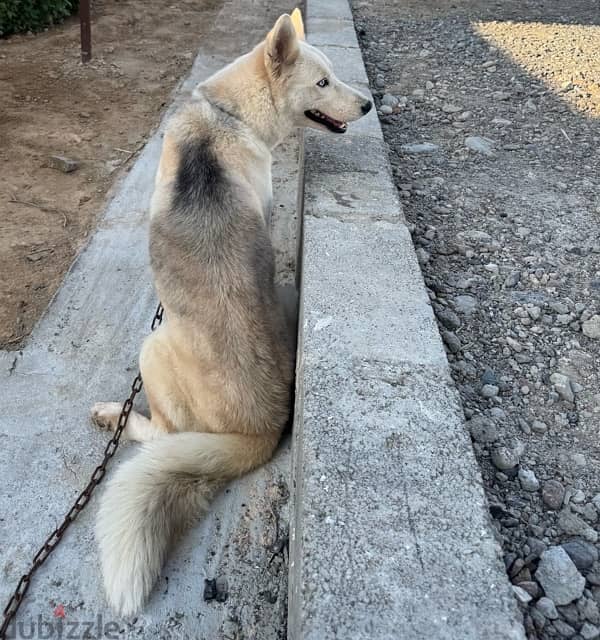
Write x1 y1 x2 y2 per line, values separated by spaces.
47 155 79 173
553 619 577 637
381 93 399 108
491 444 522 470
436 307 461 330
571 453 587 468
581 623 600 640
380 105 393 115
582 316 600 339
559 510 598 543
536 596 559 620
535 546 586 605
441 330 461 354
480 384 499 398
512 585 532 604
442 103 461 113
532 420 548 434
561 539 599 571
543 480 566 510
519 468 540 492
504 271 521 288
518 581 541 599
468 416 498 443
583 599 600 624
452 295 478 315
481 368 497 386
550 373 575 403
465 135 494 156
400 142 440 154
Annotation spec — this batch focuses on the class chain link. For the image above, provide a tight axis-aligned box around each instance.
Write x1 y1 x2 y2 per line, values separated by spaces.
0 302 164 639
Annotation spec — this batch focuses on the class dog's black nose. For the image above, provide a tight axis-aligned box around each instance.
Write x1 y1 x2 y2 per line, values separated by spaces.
361 100 373 115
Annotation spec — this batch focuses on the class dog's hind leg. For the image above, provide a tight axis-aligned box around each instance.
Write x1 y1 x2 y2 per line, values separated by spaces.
91 403 169 442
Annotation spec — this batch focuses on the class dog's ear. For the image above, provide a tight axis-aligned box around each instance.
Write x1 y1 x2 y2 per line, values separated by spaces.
290 8 305 41
265 14 299 72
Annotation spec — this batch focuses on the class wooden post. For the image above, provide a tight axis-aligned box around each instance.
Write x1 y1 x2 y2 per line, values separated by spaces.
80 0 91 63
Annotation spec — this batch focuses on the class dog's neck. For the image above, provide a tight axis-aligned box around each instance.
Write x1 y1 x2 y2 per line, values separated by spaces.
196 44 294 150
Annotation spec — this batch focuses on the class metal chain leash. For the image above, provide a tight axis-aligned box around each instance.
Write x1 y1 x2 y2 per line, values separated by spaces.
0 302 164 640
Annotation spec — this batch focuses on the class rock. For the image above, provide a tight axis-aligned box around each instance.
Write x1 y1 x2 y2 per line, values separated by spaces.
582 316 600 339
504 271 521 288
571 453 587 468
468 415 498 443
480 384 499 398
491 443 522 470
512 584 532 604
532 420 548 434
400 142 440 154
481 368 497 386
561 539 599 571
519 468 540 492
535 546 586 605
558 509 598 543
543 480 566 510
436 307 461 330
581 623 600 640
441 329 461 353
47 155 79 173
593 494 600 512
465 136 494 156
380 104 393 115
553 619 577 637
442 103 461 113
452 295 478 315
550 372 575 403
518 581 541 599
583 503 598 523
536 596 559 620
583 599 600 624
381 93 399 108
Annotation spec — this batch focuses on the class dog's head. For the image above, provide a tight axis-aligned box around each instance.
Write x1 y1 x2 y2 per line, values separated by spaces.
264 10 372 134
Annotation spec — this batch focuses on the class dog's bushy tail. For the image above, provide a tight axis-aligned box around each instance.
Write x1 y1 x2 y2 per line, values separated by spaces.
96 431 279 616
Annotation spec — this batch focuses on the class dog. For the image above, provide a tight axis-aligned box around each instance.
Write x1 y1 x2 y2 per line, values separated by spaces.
91 8 372 616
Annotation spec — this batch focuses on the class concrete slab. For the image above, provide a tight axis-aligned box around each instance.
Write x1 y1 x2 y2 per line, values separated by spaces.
0 1 298 638
288 1 527 638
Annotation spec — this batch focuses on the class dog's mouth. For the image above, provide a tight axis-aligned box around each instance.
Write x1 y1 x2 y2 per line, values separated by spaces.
304 109 347 134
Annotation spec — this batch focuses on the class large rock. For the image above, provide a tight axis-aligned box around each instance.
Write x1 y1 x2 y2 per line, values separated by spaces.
535 547 586 605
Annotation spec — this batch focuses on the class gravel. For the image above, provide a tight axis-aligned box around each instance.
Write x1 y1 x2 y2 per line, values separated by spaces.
353 0 600 637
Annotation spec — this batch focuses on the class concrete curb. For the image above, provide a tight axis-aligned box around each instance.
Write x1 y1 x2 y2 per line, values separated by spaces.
287 1 527 638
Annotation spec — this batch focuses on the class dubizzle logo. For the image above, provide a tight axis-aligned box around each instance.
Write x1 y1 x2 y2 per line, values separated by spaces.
4 604 120 639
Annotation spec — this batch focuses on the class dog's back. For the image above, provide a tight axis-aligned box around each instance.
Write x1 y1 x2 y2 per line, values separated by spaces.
148 100 294 434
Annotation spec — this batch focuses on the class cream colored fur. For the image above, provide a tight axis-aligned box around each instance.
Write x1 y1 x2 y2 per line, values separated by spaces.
93 9 370 616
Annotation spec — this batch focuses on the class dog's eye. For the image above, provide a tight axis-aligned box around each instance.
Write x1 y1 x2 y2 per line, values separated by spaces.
316 78 329 88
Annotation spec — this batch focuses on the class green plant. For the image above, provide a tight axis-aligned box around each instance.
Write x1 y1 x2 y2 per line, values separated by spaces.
0 0 79 37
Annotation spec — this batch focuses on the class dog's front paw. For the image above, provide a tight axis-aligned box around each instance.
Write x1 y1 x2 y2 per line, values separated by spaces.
91 402 123 432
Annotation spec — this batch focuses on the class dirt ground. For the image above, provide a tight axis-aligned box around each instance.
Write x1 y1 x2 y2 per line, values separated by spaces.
0 0 224 349
353 0 600 638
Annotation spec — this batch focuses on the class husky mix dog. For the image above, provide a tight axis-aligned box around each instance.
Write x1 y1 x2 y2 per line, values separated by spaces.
91 9 372 615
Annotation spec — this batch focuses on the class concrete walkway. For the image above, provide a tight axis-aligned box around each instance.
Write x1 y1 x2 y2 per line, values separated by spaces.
0 2 296 638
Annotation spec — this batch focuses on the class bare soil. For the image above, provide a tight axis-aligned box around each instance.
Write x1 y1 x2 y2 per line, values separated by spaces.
0 0 222 348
